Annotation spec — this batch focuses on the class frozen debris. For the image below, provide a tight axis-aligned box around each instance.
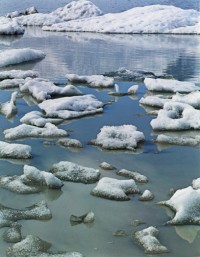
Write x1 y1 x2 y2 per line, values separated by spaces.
66 74 114 88
20 78 82 102
3 222 22 243
116 169 148 183
0 17 25 35
99 162 116 170
151 102 200 131
20 111 63 127
127 85 138 94
172 91 200 109
14 0 103 26
6 7 38 18
56 138 83 148
139 95 171 108
70 211 95 225
159 186 200 225
43 5 200 34
0 201 51 227
23 165 64 189
91 177 140 201
139 190 154 201
0 69 38 80
90 125 145 151
6 234 84 257
155 134 200 147
133 226 169 254
38 95 104 120
192 178 200 189
0 140 31 159
144 78 199 93
4 123 68 140
0 48 45 68
0 91 17 119
0 78 25 89
50 161 100 184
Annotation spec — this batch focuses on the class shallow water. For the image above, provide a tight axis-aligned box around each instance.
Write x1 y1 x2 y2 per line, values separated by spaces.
0 28 200 257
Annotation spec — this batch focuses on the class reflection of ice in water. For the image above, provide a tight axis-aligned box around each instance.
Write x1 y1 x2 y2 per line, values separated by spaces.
175 226 200 243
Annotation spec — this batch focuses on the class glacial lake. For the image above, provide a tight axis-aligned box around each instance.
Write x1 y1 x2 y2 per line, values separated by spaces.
0 27 200 257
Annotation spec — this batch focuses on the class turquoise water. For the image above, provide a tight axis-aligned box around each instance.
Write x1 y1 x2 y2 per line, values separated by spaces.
0 27 200 257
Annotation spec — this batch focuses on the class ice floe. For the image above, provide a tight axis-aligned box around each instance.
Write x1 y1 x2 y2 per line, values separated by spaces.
14 0 103 26
20 78 82 102
155 134 200 147
172 91 200 109
0 17 25 35
133 226 169 254
43 5 200 34
139 95 171 108
151 102 200 130
50 161 100 184
144 78 199 93
3 222 22 243
66 74 114 88
0 79 25 89
91 177 139 200
38 95 104 120
4 123 68 140
116 169 148 183
56 138 83 148
0 69 38 80
99 162 116 170
0 91 17 119
0 48 45 68
90 125 145 151
139 190 154 201
0 140 31 159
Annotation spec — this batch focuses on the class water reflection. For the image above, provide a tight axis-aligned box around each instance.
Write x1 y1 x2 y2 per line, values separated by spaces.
175 225 200 243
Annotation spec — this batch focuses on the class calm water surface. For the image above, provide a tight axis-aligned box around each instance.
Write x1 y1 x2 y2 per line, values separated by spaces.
0 27 200 257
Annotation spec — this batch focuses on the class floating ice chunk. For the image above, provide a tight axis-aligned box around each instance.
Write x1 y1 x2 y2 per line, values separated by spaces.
139 95 171 108
70 211 95 225
0 140 31 159
4 123 68 140
90 125 145 151
23 165 63 189
43 5 200 34
116 169 148 183
91 177 139 201
144 78 199 93
133 226 169 254
0 17 25 35
0 78 25 89
99 162 116 170
192 178 200 189
20 78 82 102
3 222 22 243
159 186 200 225
56 138 83 148
66 74 114 88
20 111 63 127
50 161 100 184
151 102 200 130
38 95 104 120
139 190 154 201
155 134 200 147
0 69 38 80
0 48 45 68
109 83 138 96
127 85 138 94
0 91 17 119
172 91 200 108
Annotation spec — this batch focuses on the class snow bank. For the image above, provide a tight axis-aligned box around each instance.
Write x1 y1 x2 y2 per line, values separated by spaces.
43 5 200 34
14 0 103 26
0 48 45 68
0 17 24 35
38 95 104 120
66 74 114 88
116 169 148 183
0 141 31 159
50 161 100 184
90 125 145 151
20 78 82 102
0 70 38 80
144 78 199 93
91 177 139 200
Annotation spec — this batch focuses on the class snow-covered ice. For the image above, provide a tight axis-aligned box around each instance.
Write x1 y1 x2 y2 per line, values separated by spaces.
0 91 17 119
116 169 148 183
139 95 171 108
0 17 25 35
0 70 38 80
155 134 200 147
3 222 22 243
0 140 31 159
6 6 38 18
0 79 25 89
99 162 116 170
172 91 200 109
0 48 45 68
43 5 200 34
56 138 83 148
139 189 154 201
90 125 145 151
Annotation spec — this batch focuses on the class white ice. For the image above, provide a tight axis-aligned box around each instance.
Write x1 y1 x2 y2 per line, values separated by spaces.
0 140 31 159
0 17 24 35
0 70 38 80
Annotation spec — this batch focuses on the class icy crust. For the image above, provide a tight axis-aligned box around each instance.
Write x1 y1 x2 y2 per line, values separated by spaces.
50 161 100 184
66 74 114 88
0 70 38 80
6 235 83 257
90 125 145 151
151 102 200 131
133 226 169 254
139 95 171 108
159 186 200 225
0 48 45 68
144 78 199 93
0 79 25 89
91 177 139 201
116 169 148 183
0 92 17 119
0 201 51 227
38 95 104 120
0 141 31 159
155 134 200 147
14 0 103 26
3 222 22 243
4 123 68 140
0 17 25 35
43 5 200 34
172 91 200 109
20 78 82 102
